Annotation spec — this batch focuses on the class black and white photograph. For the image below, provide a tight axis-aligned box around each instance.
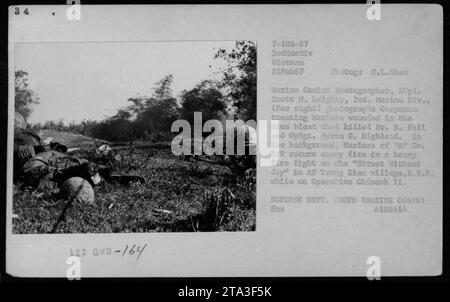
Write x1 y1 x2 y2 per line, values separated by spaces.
12 40 257 234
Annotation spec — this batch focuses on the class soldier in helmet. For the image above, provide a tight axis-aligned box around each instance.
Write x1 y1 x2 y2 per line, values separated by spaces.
13 112 97 194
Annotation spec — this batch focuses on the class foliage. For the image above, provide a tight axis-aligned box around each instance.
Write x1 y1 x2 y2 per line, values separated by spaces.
13 146 256 233
215 41 257 121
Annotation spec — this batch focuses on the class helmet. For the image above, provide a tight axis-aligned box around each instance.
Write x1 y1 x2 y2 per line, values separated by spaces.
61 177 95 205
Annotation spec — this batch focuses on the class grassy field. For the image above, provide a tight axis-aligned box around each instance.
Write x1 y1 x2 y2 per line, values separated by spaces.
13 146 256 233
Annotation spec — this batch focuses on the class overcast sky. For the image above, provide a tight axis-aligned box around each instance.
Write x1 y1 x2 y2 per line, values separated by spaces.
15 41 237 124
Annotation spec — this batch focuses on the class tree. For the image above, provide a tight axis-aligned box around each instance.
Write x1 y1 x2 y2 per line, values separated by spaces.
15 70 39 119
215 41 256 121
107 109 134 141
88 110 133 142
121 75 179 142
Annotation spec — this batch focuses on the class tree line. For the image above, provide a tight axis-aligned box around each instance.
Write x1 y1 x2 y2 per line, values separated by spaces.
16 41 256 143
